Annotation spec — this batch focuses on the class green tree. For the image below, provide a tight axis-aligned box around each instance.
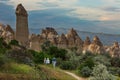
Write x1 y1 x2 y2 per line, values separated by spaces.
79 66 92 77
9 40 19 46
89 64 118 80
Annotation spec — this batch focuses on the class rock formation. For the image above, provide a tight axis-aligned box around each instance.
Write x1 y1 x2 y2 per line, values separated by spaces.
58 33 68 48
66 28 83 48
15 4 29 46
109 42 120 57
83 36 91 53
29 34 40 51
1 3 119 57
41 27 58 38
1 25 14 42
88 36 104 54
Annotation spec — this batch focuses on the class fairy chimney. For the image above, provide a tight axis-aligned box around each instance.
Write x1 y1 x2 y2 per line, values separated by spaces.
15 4 29 46
88 36 104 54
58 33 68 48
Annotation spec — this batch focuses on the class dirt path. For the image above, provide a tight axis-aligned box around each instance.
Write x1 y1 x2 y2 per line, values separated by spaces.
64 71 85 80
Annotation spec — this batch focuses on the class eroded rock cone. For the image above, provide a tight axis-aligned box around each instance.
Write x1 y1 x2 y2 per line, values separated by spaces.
58 33 68 48
66 28 79 47
84 36 91 46
109 42 120 57
1 25 15 41
92 36 103 46
83 36 91 53
41 27 58 39
88 36 104 54
5 25 14 34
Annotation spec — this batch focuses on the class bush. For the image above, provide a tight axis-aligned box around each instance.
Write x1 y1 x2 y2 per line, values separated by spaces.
56 58 62 66
89 64 118 80
0 54 9 67
78 57 94 71
78 66 92 77
29 50 52 64
111 57 120 67
46 46 67 60
60 61 76 70
108 67 120 76
6 50 33 64
93 55 111 66
9 40 19 46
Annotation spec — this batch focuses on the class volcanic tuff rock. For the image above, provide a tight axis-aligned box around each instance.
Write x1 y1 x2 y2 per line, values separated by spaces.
16 4 28 16
83 36 91 53
109 42 120 57
41 27 58 39
66 28 83 48
16 4 29 46
58 33 68 48
88 36 104 54
1 25 14 42
1 4 120 57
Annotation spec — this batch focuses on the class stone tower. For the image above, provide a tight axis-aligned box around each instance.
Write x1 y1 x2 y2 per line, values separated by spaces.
15 4 29 45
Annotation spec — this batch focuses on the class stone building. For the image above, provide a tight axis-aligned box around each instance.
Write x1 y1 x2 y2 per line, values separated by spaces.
15 4 29 46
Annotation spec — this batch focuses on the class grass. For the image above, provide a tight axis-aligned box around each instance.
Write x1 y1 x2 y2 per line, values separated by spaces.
0 62 34 74
39 64 77 80
0 63 77 80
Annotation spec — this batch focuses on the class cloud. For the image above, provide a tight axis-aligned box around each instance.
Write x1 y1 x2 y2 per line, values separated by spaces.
3 0 78 11
1 0 120 21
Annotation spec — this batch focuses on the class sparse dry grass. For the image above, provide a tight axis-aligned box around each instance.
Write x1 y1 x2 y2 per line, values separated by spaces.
40 65 77 80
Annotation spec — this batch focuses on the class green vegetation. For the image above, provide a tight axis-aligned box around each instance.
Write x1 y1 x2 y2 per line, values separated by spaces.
89 64 118 80
0 38 76 80
0 37 120 80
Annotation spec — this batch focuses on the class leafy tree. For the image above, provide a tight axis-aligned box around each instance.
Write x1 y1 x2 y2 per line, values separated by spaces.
79 66 92 77
111 57 120 67
89 64 118 80
60 61 76 70
78 57 95 70
93 55 111 66
9 39 19 46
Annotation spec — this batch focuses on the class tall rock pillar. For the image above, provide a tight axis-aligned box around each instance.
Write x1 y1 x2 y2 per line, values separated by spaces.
15 4 29 46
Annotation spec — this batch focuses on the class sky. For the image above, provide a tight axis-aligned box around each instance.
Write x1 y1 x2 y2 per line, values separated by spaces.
0 0 120 34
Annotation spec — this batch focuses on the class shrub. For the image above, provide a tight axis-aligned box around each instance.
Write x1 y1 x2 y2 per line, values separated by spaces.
78 66 92 77
66 51 81 69
108 67 120 76
46 46 67 60
56 58 62 66
0 54 9 67
111 57 120 67
78 57 94 71
29 50 52 64
89 64 118 80
60 61 76 70
93 55 111 66
6 50 33 64
9 40 19 46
